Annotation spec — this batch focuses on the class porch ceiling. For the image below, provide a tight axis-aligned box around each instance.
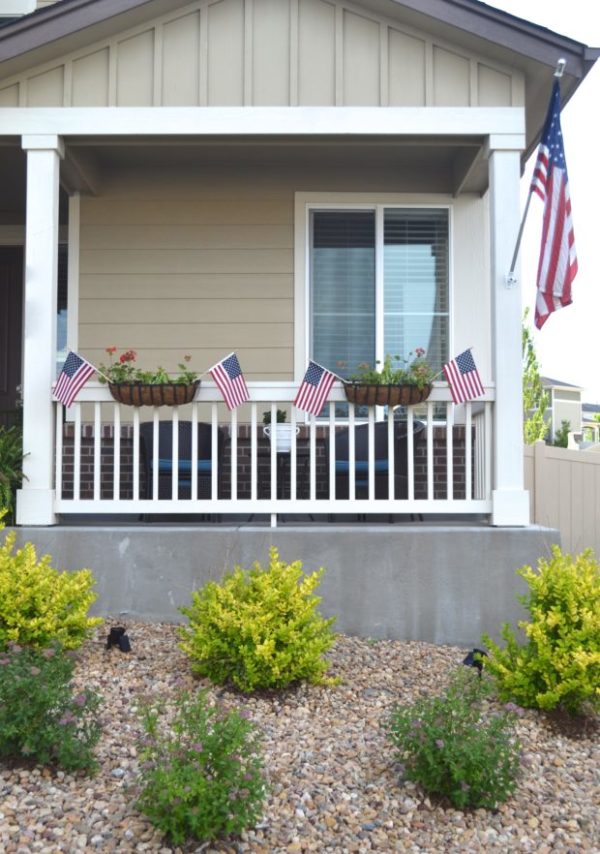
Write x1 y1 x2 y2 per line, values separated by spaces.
0 135 491 216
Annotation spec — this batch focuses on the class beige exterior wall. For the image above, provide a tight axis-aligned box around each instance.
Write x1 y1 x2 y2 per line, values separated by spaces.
78 162 490 382
0 0 524 108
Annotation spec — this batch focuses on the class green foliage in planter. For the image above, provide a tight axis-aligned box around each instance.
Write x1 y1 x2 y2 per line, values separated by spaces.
262 408 287 424
0 521 103 650
348 350 434 389
136 691 267 845
0 643 101 772
179 547 338 692
0 426 26 525
387 668 521 810
98 347 198 384
482 546 600 715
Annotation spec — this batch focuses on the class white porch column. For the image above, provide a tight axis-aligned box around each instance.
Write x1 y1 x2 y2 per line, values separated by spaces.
488 144 529 526
16 134 64 526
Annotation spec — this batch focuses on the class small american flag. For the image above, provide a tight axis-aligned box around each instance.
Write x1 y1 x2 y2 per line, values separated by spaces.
209 352 249 411
53 351 96 408
443 349 484 405
531 80 577 330
294 361 336 417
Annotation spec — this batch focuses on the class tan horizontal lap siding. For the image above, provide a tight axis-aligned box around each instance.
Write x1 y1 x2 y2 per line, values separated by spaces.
79 183 294 379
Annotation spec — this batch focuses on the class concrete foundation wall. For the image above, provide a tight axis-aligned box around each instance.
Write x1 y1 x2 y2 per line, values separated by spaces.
8 525 560 647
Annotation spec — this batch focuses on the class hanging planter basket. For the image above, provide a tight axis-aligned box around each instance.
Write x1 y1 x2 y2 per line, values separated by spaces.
343 382 432 408
108 381 200 407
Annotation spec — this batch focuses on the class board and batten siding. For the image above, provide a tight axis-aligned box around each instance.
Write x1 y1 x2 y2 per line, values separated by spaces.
0 0 523 108
77 163 490 381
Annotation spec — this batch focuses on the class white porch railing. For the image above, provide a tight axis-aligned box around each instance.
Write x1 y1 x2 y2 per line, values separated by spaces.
54 382 494 526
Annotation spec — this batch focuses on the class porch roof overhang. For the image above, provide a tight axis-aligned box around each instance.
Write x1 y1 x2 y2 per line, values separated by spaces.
0 0 597 163
0 104 525 197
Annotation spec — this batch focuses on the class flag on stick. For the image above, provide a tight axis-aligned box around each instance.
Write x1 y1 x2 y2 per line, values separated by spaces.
531 80 577 330
53 351 96 408
294 361 336 417
209 352 250 410
443 349 484 405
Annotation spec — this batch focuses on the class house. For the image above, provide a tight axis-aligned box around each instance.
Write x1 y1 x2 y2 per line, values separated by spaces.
541 375 583 442
1 0 598 642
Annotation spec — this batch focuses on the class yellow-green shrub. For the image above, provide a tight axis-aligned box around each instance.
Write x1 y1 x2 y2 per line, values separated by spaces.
483 546 600 714
179 547 338 692
0 521 103 650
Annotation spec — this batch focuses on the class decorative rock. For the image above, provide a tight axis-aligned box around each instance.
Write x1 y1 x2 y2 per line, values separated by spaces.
0 621 596 852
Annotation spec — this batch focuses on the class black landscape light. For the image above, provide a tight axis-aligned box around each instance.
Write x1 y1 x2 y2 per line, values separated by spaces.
106 626 131 653
462 647 488 676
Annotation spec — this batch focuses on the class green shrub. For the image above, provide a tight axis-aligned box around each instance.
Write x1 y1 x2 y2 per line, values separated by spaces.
0 522 103 650
0 643 101 772
387 668 521 810
136 691 267 845
0 427 26 524
179 547 337 692
482 546 600 715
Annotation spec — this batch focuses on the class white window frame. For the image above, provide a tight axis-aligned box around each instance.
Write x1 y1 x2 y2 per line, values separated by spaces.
293 192 454 386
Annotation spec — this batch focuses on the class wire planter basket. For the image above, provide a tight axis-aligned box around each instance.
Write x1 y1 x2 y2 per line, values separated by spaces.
108 381 200 407
343 383 432 407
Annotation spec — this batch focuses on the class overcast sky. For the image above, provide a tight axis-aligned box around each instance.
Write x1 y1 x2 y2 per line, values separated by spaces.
488 0 600 403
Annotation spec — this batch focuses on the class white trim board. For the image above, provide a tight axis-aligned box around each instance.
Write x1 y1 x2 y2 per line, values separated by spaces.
0 106 526 140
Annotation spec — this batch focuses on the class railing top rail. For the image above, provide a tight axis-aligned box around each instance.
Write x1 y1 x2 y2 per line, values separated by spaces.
60 381 496 404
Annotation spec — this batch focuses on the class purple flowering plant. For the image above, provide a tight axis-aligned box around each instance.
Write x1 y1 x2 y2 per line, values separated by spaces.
386 667 521 810
135 691 267 845
0 643 101 772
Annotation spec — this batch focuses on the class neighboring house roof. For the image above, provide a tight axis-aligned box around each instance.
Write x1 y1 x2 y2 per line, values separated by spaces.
583 403 600 415
541 376 583 391
0 0 598 161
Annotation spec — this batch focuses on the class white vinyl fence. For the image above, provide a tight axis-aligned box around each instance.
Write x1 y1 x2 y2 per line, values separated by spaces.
524 440 600 557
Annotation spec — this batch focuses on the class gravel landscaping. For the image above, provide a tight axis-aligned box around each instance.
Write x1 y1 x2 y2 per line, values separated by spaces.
0 621 598 853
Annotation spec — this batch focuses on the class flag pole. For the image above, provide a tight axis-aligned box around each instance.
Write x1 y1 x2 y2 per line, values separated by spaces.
505 58 566 287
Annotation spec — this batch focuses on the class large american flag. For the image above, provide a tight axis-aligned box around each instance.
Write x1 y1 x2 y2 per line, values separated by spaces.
294 361 336 417
443 349 484 405
209 352 249 410
531 80 577 330
53 351 96 408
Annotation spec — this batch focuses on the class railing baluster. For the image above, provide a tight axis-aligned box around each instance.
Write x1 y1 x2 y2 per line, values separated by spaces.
407 407 414 500
328 402 336 500
290 406 297 500
269 403 276 500
349 403 356 500
446 402 454 501
152 409 159 500
309 413 316 501
231 407 238 500
485 402 493 500
132 408 140 501
74 403 81 501
387 408 394 499
113 404 120 501
250 403 257 502
93 402 101 501
426 401 433 500
55 403 63 501
171 407 179 501
368 407 375 500
465 402 472 500
191 403 198 501
211 403 219 501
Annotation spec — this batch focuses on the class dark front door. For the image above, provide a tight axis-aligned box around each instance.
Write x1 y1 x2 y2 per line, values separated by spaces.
0 247 23 426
